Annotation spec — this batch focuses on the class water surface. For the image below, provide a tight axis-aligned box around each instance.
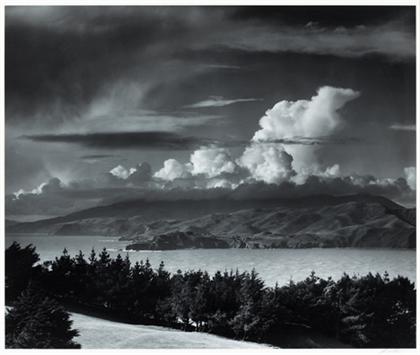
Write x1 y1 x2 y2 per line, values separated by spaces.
6 234 416 286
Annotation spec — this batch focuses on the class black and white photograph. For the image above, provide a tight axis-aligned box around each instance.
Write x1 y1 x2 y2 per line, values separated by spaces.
3 2 418 350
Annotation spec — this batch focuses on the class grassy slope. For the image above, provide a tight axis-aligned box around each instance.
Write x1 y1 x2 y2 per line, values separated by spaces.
70 312 270 349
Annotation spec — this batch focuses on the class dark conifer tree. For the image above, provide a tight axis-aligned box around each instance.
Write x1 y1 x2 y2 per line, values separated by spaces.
229 269 265 340
6 286 80 349
50 248 75 298
94 248 112 306
189 271 211 330
5 242 41 302
73 250 89 303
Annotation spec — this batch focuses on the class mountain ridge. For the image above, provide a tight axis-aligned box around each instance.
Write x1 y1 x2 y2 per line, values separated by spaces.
6 194 416 250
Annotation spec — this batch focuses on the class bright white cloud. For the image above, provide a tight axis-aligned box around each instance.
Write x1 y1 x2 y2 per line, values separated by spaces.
404 166 416 190
238 143 294 184
13 177 63 199
190 147 236 178
110 165 136 180
252 86 360 176
154 147 238 182
154 159 191 181
253 86 359 140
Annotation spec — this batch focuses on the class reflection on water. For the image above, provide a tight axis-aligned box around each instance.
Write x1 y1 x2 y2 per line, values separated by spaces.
6 234 416 287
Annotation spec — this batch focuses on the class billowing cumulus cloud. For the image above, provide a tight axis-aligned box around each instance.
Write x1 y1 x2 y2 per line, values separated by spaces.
154 159 191 181
252 86 360 177
190 147 237 178
254 86 360 140
238 143 295 184
155 147 239 182
404 166 416 190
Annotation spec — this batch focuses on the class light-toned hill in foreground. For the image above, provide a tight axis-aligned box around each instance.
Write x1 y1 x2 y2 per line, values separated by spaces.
70 312 270 349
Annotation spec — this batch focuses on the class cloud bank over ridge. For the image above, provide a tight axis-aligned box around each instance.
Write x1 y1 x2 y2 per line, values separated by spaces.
8 86 416 217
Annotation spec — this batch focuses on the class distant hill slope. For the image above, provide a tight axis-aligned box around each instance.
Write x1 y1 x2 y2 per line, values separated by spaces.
5 219 19 228
7 194 416 249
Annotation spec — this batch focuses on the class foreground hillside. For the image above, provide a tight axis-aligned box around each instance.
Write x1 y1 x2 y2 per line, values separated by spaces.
7 194 416 249
71 313 269 349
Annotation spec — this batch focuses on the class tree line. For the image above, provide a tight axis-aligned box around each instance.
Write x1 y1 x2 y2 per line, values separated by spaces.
6 242 416 348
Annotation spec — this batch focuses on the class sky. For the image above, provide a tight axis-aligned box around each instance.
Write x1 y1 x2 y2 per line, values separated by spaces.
5 6 416 218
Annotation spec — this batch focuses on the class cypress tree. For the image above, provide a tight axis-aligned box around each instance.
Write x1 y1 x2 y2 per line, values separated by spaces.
6 286 80 349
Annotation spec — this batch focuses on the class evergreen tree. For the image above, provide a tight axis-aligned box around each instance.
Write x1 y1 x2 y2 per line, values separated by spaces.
6 286 80 349
229 269 265 340
169 270 192 328
151 261 172 321
189 271 211 330
6 242 41 302
107 253 131 310
49 248 75 298
95 248 112 307
85 248 98 302
73 250 89 303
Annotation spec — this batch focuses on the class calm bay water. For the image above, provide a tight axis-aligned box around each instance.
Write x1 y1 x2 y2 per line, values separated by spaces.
6 234 416 287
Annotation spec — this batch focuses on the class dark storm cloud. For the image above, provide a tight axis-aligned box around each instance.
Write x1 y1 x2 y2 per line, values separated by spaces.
21 131 217 150
220 136 364 148
254 136 364 146
231 6 415 28
6 22 157 125
5 7 204 126
6 6 415 127
21 131 363 150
